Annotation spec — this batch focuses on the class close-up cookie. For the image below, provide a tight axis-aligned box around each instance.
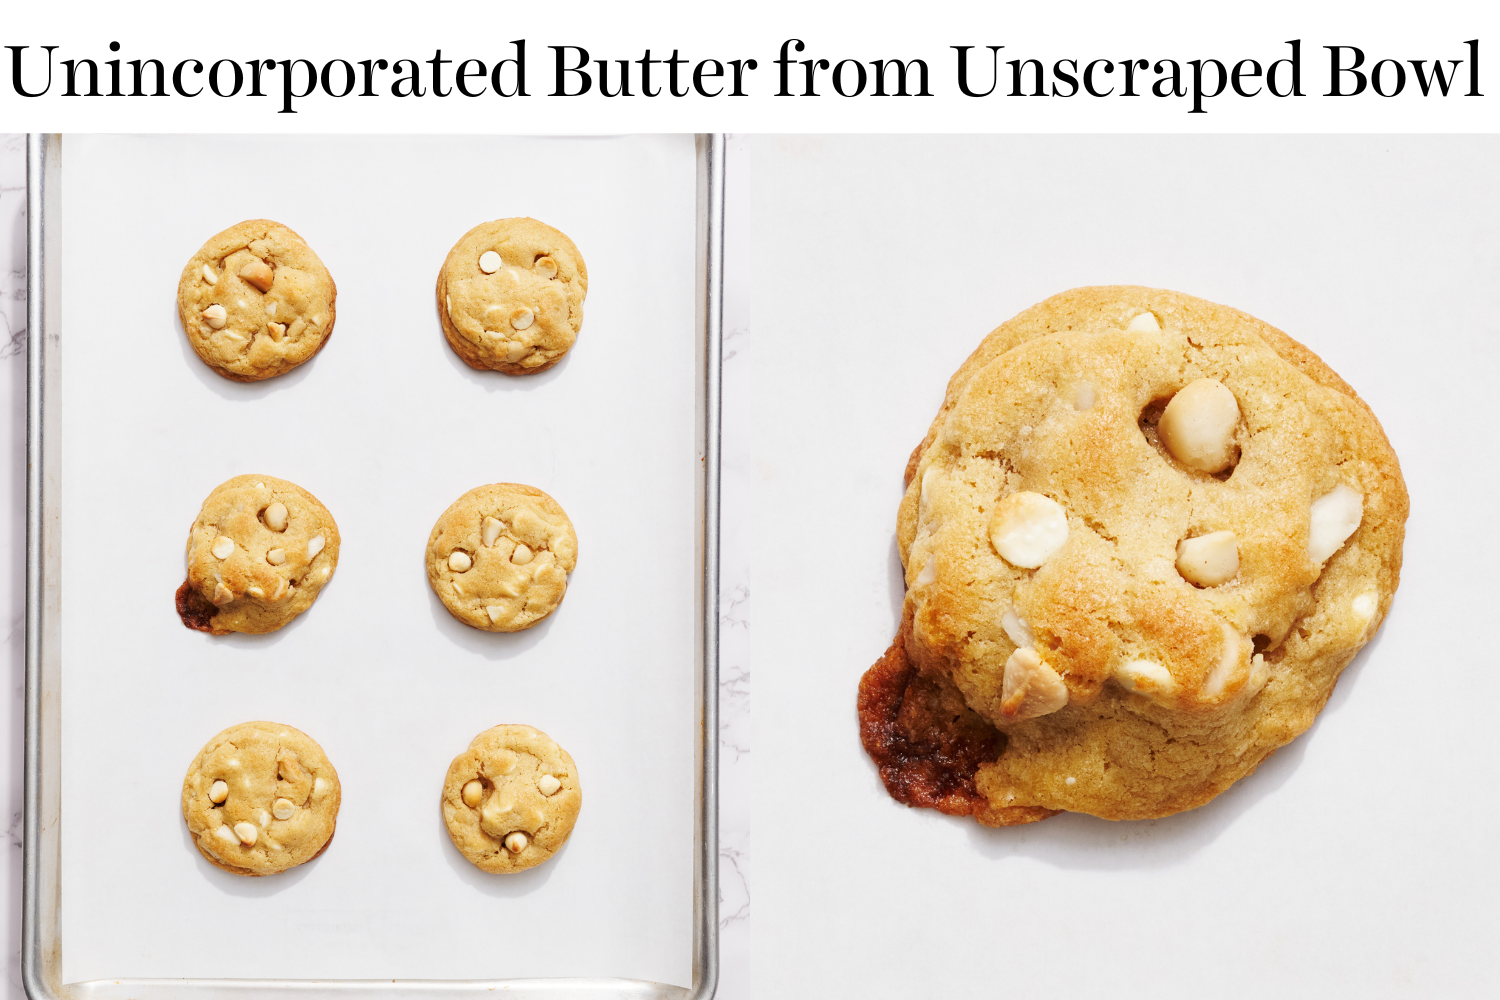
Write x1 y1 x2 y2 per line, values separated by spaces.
436 217 588 374
177 219 337 382
181 721 341 876
426 483 578 632
441 724 582 874
859 287 1408 826
176 474 341 635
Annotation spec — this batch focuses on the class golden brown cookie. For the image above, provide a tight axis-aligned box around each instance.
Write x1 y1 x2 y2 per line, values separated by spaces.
426 483 578 632
442 724 582 874
862 286 1408 824
181 721 340 876
436 218 587 374
177 219 337 382
177 474 340 635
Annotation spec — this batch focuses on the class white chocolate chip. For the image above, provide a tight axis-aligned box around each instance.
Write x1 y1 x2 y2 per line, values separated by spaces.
1114 659 1175 695
201 264 218 285
1308 484 1363 565
511 543 534 565
264 502 288 532
913 556 937 587
215 824 238 846
1126 311 1161 333
1073 382 1095 411
449 550 473 572
534 256 558 278
510 307 535 331
485 606 506 624
266 548 286 566
209 779 229 804
239 259 274 292
482 516 503 547
212 582 234 605
503 831 528 854
999 647 1069 720
495 752 518 776
266 300 277 318
1158 378 1240 473
505 341 527 362
1175 530 1239 587
211 536 235 560
1001 607 1035 649
247 585 264 598
233 822 258 846
989 492 1069 569
255 482 265 489
1201 622 1247 699
1352 591 1378 618
312 776 329 800
257 809 271 828
201 304 228 329
462 779 484 808
272 797 296 821
479 250 502 273
266 321 286 342
1065 776 1077 786
538 774 561 796
307 535 326 559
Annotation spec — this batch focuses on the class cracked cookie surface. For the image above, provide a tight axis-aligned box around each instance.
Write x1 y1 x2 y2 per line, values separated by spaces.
178 474 340 635
436 217 587 374
177 219 337 382
426 482 578 632
864 286 1408 824
181 721 340 876
442 724 582 874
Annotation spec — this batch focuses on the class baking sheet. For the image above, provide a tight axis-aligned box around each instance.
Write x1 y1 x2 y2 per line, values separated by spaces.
733 134 1500 997
57 134 697 987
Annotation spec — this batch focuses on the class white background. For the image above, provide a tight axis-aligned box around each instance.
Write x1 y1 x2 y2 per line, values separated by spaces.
736 134 1498 997
0 1 1496 131
56 135 698 985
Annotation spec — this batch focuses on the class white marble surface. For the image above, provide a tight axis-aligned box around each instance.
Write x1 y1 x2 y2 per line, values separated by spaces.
0 135 751 997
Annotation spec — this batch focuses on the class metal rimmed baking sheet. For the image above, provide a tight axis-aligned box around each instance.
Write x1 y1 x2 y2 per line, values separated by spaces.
25 133 721 1000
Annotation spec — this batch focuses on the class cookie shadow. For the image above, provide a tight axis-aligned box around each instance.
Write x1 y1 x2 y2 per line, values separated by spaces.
181 820 323 895
424 585 563 660
943 627 1390 870
436 810 565 897
170 300 326 400
435 316 575 394
886 533 906 631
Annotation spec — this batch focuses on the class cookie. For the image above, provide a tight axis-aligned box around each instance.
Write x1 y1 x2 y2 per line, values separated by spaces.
177 219 336 382
442 724 582 874
436 217 587 374
181 721 340 876
426 483 578 632
176 474 340 635
861 287 1408 824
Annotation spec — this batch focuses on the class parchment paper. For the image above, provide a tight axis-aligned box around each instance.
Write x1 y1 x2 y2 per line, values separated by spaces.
58 134 697 986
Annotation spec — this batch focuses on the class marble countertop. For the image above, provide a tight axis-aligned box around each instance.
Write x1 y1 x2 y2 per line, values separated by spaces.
0 133 751 998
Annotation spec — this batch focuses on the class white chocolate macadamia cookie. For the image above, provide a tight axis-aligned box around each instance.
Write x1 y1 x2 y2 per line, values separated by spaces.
177 220 337 382
181 721 340 876
862 287 1408 826
436 217 588 374
426 483 578 632
442 724 582 874
177 474 340 635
